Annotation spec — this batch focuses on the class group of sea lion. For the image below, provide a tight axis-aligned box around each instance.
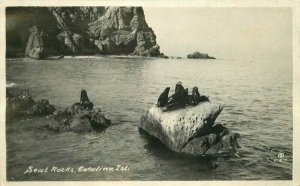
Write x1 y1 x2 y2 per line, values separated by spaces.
157 82 209 109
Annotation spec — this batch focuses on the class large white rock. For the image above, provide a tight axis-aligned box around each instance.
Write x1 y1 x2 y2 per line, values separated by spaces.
140 102 223 152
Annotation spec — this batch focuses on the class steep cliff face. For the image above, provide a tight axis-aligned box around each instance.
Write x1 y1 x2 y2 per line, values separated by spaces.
88 7 160 56
47 7 106 55
6 7 161 58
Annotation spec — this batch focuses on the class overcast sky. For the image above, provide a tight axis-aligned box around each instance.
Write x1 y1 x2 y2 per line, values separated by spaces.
143 7 292 60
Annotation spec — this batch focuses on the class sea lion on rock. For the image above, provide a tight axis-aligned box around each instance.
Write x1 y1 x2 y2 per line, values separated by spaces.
175 81 184 92
192 86 201 104
51 90 111 132
169 82 186 107
200 95 210 102
80 89 93 110
157 87 170 107
192 86 210 103
80 89 90 102
161 83 211 110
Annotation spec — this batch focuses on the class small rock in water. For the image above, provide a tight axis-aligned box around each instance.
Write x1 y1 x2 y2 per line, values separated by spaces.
27 99 56 116
49 90 111 132
6 89 55 119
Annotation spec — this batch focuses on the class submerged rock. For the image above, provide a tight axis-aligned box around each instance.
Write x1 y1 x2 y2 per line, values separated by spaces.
49 90 111 132
139 102 240 156
6 90 55 119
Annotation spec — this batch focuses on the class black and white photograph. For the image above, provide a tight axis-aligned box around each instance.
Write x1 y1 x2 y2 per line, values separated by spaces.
1 0 299 184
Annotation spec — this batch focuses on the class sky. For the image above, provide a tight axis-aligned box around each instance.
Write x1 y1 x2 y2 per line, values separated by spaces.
143 7 292 60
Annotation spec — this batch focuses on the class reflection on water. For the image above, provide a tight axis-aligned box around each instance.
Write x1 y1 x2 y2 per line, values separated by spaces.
6 57 292 180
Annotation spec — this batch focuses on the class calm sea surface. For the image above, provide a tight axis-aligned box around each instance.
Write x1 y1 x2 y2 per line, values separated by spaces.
6 57 292 180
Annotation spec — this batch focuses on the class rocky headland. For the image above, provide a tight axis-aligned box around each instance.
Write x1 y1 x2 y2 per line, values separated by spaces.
6 7 164 59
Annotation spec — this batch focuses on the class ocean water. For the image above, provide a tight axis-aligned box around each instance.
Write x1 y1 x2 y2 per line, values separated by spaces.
6 57 292 180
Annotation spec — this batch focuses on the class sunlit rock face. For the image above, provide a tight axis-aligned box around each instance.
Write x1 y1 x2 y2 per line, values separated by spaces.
88 7 160 56
140 102 240 156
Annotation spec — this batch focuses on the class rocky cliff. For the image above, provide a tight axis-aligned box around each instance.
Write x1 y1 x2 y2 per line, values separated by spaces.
6 7 161 58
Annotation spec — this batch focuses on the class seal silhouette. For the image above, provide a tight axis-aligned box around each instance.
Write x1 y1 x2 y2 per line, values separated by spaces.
80 89 93 110
157 87 170 107
173 82 186 106
192 86 201 104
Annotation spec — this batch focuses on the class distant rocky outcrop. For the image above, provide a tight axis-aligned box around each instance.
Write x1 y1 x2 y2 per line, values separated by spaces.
187 51 215 59
139 103 240 156
6 7 162 58
6 89 55 119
